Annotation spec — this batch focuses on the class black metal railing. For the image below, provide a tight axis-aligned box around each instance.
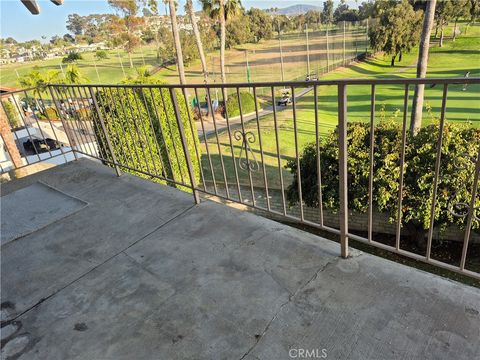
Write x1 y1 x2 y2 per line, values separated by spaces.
1 77 479 280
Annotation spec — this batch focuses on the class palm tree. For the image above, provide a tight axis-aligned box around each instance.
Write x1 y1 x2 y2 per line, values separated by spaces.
200 0 242 84
18 68 62 112
64 64 89 84
410 0 437 133
185 0 208 84
167 0 187 85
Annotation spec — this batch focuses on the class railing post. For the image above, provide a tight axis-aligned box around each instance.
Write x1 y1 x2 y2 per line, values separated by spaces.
88 86 122 177
338 84 349 258
48 85 79 161
169 88 200 205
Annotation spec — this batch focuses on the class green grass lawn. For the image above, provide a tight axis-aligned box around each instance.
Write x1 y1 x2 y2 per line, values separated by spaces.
0 45 160 87
0 24 365 88
199 23 480 193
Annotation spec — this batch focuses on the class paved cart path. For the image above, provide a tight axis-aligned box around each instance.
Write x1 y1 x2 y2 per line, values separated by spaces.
198 86 314 139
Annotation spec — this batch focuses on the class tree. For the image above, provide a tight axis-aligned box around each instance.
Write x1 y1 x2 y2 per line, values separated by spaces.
248 8 273 42
451 0 470 41
66 14 86 36
186 0 209 84
18 68 62 113
200 0 243 84
272 14 289 34
358 0 375 20
5 37 17 44
469 0 480 24
64 64 89 84
286 121 480 247
322 0 334 25
167 0 187 85
62 51 83 63
434 0 454 47
369 0 422 66
219 0 227 84
305 10 321 29
226 13 252 48
108 0 144 68
63 33 75 43
410 0 436 133
334 0 358 22
95 50 108 60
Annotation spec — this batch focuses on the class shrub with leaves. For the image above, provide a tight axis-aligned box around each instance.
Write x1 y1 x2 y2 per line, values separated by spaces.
224 91 257 118
2 100 20 128
93 79 201 191
286 119 480 242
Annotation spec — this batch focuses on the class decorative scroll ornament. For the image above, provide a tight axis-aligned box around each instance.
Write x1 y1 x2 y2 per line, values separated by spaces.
234 130 259 172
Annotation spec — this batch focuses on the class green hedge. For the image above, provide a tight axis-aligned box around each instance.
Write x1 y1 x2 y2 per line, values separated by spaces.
224 91 257 118
286 120 480 241
93 80 201 190
2 100 20 128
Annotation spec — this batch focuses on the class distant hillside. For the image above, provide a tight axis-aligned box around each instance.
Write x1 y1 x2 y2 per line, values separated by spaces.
274 4 321 15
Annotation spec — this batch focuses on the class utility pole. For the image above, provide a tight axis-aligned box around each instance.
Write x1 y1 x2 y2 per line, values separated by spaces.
92 58 100 82
305 23 311 77
245 50 251 83
326 27 330 72
59 64 66 79
117 50 126 78
343 21 346 66
278 26 285 82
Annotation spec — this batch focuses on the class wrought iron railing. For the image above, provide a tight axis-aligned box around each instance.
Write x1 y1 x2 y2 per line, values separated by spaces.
1 77 479 280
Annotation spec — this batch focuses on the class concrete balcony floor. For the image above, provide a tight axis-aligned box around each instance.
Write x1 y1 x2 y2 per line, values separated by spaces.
1 159 479 360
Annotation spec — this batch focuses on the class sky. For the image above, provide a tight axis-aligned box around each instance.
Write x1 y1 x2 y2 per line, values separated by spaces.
0 0 357 43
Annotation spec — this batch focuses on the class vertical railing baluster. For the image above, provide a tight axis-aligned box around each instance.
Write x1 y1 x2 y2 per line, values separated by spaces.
314 84 324 226
0 96 28 165
220 87 242 202
89 87 121 177
98 86 130 168
10 92 42 163
194 87 218 195
368 84 376 243
159 87 185 184
37 91 69 164
23 90 53 161
426 84 448 260
271 86 287 215
396 84 409 251
131 86 161 177
292 86 304 221
237 87 256 206
206 86 230 197
169 88 200 204
148 87 177 184
48 86 79 160
338 83 349 258
140 87 167 179
460 147 480 271
253 86 270 210
111 87 142 170
180 88 206 192
123 87 153 176
67 86 95 156
78 86 103 158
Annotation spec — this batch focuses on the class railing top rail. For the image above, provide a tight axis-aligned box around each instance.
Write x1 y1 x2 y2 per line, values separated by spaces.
46 77 480 90
1 86 38 96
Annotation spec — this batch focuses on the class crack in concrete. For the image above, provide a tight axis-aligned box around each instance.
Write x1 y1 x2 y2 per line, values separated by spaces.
238 259 336 360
